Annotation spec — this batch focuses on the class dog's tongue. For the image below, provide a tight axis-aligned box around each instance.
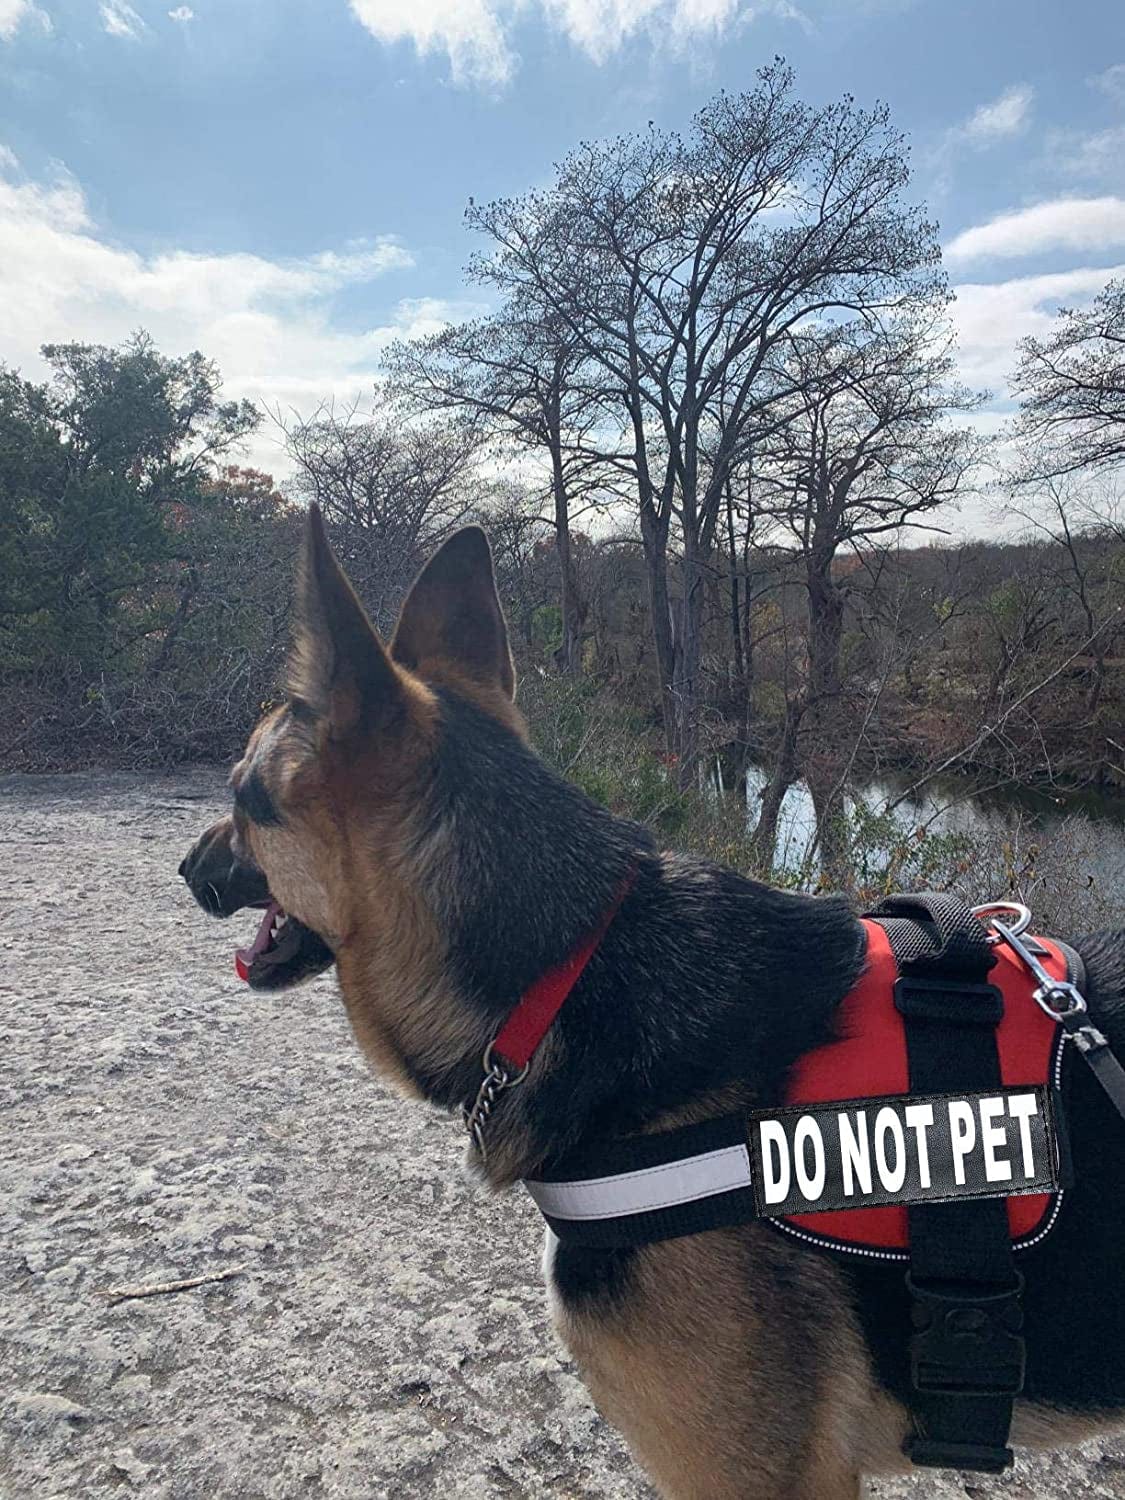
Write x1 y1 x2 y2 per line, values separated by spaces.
235 899 283 982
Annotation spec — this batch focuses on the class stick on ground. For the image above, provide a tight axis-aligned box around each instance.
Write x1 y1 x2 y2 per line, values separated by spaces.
102 1263 249 1305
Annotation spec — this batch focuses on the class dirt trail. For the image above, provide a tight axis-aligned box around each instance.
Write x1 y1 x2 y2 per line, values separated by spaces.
2 771 1123 1499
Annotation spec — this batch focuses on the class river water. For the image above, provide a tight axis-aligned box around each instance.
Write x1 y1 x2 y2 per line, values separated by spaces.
725 764 1125 928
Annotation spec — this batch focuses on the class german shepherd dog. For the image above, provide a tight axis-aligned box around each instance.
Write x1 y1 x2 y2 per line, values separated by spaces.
180 509 1125 1498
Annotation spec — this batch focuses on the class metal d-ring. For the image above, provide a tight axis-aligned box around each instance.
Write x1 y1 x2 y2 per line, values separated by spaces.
481 1044 531 1088
463 1046 531 1160
971 901 1033 944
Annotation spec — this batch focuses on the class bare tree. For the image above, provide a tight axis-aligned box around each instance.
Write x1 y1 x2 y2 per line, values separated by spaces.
464 61 945 785
1012 276 1125 480
386 302 608 672
476 480 556 656
748 314 984 874
1003 479 1125 785
278 390 481 630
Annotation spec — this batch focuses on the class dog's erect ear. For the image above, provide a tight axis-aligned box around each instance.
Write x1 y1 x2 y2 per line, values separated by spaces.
391 527 515 700
288 505 402 735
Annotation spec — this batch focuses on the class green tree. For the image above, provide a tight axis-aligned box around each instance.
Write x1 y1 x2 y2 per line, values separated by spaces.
0 333 258 670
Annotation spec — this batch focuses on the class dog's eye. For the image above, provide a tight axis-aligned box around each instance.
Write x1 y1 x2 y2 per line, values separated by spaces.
233 769 282 827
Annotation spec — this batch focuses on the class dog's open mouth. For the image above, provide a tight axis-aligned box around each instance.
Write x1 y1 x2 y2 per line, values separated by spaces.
234 898 334 991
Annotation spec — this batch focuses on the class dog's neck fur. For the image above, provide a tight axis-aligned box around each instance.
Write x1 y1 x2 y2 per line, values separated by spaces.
349 690 867 1187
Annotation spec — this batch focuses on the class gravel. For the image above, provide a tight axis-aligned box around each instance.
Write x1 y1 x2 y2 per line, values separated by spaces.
2 770 1122 1499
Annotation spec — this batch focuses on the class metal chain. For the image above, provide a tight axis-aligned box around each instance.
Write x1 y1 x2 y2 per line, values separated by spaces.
463 1063 511 1160
462 1045 531 1161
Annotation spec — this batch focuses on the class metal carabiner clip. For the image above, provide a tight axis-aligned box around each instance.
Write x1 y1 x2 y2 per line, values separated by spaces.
988 918 1089 1024
985 914 1125 1122
971 901 1032 945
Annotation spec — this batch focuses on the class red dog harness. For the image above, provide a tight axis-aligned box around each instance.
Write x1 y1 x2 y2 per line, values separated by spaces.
775 918 1068 1259
470 885 1123 1475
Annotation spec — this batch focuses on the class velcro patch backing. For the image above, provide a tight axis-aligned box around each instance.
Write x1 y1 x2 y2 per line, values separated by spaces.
749 1086 1059 1219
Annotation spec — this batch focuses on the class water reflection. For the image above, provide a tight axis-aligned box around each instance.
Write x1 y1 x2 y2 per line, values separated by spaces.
717 761 1125 893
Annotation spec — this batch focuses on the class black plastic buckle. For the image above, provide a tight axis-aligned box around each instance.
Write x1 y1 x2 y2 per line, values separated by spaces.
907 1439 1014 1473
907 1271 1026 1397
894 977 1004 1026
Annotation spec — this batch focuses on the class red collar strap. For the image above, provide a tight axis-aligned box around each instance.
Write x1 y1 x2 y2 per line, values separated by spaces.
490 868 637 1074
465 868 637 1158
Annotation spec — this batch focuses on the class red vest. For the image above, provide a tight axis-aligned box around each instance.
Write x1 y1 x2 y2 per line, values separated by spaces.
779 919 1067 1257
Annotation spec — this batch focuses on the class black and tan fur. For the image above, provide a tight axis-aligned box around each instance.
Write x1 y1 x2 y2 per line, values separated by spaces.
180 509 1125 1498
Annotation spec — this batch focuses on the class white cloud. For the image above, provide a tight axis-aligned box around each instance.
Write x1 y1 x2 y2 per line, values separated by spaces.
542 0 740 62
1090 63 1125 105
167 5 194 20
348 0 765 88
0 0 28 36
960 84 1034 145
100 0 147 40
946 264 1125 530
0 0 50 40
950 264 1125 391
1043 126 1125 184
349 0 514 88
924 85 1034 201
945 196 1125 263
0 151 479 477
0 0 26 36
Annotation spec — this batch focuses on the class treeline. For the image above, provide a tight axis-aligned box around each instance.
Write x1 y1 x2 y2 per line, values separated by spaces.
2 63 1123 883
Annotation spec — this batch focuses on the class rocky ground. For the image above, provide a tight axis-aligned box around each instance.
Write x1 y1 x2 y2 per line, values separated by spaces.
2 770 1124 1499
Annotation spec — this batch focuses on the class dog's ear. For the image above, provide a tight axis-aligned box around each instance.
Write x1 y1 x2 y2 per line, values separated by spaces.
288 505 402 735
391 527 515 700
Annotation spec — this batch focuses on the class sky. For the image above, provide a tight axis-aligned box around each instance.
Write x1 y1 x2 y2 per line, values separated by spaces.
0 0 1123 529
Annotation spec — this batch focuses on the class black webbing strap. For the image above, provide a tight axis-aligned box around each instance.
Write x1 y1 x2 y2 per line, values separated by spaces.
869 893 1024 1474
533 1114 755 1248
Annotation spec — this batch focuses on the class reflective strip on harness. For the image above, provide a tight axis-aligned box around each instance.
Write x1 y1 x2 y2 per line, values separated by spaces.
525 1143 753 1221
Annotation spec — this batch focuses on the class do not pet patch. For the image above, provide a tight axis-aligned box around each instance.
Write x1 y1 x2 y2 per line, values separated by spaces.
748 1086 1059 1219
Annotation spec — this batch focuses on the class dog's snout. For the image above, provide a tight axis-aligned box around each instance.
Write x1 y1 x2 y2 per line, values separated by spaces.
180 816 270 918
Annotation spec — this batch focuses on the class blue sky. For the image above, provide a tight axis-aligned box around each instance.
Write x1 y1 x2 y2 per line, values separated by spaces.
1 0 1123 520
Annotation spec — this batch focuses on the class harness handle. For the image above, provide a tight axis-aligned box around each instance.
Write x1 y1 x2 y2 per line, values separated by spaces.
867 892 997 982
